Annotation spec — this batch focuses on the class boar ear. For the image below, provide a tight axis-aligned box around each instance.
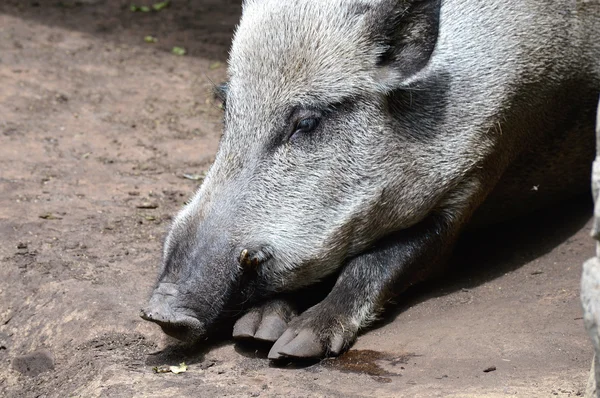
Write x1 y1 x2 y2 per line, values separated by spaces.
371 0 441 87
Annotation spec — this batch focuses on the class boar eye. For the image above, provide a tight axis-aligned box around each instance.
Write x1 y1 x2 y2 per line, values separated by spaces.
290 117 320 141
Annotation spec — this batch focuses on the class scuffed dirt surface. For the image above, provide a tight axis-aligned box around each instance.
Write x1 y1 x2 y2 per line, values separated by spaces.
0 1 594 397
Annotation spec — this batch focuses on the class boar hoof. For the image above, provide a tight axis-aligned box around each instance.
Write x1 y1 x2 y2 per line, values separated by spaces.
232 299 296 343
268 329 324 360
267 304 357 360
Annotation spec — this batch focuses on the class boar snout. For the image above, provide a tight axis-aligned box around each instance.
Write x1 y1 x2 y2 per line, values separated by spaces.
140 217 266 342
140 282 207 342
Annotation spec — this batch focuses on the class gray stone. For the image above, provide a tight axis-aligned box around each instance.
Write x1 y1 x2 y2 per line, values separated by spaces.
581 99 600 398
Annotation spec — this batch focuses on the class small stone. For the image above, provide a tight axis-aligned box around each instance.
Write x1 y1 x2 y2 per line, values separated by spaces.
12 350 54 376
483 366 496 373
136 202 158 209
39 213 62 220
17 242 27 249
55 93 69 103
530 270 543 275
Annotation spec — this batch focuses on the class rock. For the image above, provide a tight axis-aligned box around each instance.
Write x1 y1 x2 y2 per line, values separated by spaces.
581 100 600 398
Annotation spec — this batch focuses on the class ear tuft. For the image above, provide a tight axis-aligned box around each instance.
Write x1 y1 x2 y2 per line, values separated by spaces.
370 0 441 87
214 82 229 105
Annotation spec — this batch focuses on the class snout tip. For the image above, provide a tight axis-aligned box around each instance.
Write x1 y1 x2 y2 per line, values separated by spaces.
139 304 174 324
140 303 206 343
139 307 153 321
139 307 167 323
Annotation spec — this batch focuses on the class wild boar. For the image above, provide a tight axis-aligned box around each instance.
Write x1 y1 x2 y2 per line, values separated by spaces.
141 0 600 359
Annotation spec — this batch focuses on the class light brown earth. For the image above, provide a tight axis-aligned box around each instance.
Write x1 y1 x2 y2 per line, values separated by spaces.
0 1 594 397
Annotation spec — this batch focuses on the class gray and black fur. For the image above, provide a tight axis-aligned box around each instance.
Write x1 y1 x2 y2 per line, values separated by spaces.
141 0 600 359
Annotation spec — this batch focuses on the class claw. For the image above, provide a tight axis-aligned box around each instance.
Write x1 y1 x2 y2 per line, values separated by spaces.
268 329 296 360
254 314 287 342
232 310 260 339
269 329 324 359
278 329 324 358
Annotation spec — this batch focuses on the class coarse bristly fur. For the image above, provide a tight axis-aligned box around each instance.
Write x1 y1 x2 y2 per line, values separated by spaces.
142 0 600 359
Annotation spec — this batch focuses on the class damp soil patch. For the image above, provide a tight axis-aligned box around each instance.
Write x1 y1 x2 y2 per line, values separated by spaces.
319 349 419 383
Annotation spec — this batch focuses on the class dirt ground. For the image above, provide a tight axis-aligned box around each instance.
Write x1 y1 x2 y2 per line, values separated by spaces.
0 1 595 397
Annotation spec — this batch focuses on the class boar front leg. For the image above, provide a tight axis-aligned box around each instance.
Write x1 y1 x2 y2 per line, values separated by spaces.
267 214 459 360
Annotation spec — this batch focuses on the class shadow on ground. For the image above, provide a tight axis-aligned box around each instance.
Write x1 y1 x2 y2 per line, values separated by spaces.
0 0 241 61
375 193 592 330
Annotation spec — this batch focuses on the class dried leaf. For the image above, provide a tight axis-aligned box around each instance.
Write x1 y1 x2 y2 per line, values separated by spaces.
130 4 150 12
172 46 186 56
152 0 170 11
182 173 205 181
152 365 170 373
152 362 187 374
170 362 188 374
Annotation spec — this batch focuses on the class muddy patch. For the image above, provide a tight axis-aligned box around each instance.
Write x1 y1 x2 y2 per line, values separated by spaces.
320 349 418 383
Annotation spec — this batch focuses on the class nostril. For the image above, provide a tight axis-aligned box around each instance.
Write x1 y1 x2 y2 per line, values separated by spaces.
140 308 155 321
140 304 175 324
